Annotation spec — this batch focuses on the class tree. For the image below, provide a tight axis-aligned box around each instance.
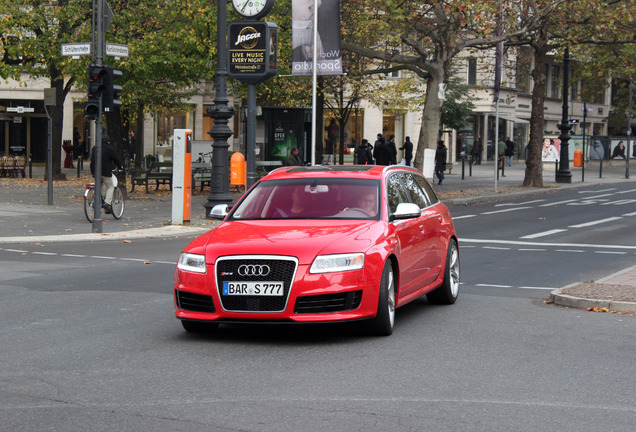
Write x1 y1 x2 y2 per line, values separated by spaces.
341 0 554 172
507 0 636 187
1 0 92 179
1 0 219 178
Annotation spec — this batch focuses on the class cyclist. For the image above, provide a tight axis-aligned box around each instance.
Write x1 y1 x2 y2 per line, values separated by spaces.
90 134 122 214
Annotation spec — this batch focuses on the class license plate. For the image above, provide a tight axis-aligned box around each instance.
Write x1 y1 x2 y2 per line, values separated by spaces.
222 282 284 296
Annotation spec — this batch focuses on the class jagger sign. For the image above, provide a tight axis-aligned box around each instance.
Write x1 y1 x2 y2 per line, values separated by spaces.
228 21 277 85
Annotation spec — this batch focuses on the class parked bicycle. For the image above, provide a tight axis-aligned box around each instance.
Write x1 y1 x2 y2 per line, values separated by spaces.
84 169 125 222
196 151 213 164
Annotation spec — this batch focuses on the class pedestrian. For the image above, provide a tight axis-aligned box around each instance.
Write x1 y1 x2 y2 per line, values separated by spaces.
373 133 392 165
434 140 447 185
354 139 373 165
365 139 375 164
400 136 413 166
387 134 398 165
497 138 506 168
504 137 514 166
90 134 122 214
286 146 304 166
472 138 482 164
73 127 81 160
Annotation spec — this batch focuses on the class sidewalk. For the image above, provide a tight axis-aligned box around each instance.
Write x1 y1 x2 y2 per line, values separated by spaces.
1 161 635 312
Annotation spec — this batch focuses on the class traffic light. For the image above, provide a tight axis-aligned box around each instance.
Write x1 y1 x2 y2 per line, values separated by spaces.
103 67 123 112
84 65 107 119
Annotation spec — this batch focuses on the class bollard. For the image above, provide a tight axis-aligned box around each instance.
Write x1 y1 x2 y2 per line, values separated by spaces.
469 156 473 177
77 156 82 178
28 153 33 178
599 159 603 178
555 160 558 182
461 157 465 180
501 158 505 177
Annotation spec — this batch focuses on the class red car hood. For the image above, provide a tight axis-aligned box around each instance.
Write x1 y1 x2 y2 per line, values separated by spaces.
204 220 381 265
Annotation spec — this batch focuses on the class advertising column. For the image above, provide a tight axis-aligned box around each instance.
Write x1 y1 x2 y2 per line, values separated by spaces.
172 129 192 224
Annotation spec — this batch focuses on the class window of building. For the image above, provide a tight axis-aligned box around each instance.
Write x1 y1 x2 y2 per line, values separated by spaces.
551 65 560 98
467 58 477 85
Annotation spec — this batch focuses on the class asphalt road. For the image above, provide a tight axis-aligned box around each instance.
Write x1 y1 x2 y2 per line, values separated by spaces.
1 184 635 431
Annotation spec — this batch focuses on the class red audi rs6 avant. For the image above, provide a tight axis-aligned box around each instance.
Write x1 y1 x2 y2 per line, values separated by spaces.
174 165 460 336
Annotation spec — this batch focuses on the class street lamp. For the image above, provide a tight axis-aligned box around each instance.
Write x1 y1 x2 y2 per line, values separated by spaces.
204 0 235 217
556 47 572 183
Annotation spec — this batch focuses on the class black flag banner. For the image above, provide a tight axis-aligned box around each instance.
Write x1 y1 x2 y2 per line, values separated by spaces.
291 0 343 76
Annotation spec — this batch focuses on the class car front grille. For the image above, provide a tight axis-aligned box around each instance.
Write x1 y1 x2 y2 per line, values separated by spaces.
294 290 362 314
216 257 297 312
175 289 215 313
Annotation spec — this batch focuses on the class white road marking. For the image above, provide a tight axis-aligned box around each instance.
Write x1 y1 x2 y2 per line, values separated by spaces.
623 212 636 217
32 252 58 256
495 199 546 207
460 238 636 250
518 248 547 252
476 284 511 288
568 217 623 228
594 251 627 255
518 286 557 290
61 254 87 258
520 229 567 239
481 207 532 215
484 246 511 250
555 249 585 253
539 199 579 207
452 214 477 219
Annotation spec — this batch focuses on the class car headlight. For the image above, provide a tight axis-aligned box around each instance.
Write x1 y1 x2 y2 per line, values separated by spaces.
309 253 364 274
177 253 207 273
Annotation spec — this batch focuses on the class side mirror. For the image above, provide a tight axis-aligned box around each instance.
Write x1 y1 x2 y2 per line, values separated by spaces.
209 204 230 220
391 202 421 221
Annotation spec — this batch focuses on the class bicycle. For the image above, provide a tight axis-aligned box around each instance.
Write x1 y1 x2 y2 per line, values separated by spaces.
84 169 125 222
196 151 213 164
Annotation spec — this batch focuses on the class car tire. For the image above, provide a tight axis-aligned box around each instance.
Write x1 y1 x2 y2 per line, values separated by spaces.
181 320 219 333
426 238 460 305
368 260 396 336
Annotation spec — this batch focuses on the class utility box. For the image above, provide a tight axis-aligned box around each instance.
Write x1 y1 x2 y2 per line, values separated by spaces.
422 148 436 180
172 129 192 224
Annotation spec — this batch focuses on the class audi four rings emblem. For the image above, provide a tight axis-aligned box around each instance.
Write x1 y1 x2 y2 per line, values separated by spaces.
238 264 271 277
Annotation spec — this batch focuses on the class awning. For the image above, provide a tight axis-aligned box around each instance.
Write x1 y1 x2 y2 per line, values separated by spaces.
499 115 530 124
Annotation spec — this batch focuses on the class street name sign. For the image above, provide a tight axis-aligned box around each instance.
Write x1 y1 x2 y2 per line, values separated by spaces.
106 43 129 59
61 43 91 58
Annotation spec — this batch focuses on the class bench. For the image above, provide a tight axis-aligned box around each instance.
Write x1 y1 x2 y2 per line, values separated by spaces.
130 161 173 193
1 156 26 178
191 162 212 191
256 160 283 178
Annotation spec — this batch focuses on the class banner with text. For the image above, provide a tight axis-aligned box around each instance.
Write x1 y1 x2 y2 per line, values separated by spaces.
291 0 343 76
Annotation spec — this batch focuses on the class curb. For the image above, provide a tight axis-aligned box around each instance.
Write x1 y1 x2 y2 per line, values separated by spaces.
550 284 636 314
1 224 213 244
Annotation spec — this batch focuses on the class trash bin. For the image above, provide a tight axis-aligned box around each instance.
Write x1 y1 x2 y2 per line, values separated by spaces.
230 152 246 186
573 149 583 167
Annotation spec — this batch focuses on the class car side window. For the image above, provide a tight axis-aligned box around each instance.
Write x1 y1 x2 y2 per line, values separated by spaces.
405 173 430 208
387 173 410 214
415 174 440 205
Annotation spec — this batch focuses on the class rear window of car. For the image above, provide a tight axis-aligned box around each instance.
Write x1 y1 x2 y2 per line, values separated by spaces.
229 178 381 220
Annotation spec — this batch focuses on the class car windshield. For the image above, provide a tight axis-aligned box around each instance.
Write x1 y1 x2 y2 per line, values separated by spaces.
230 178 381 220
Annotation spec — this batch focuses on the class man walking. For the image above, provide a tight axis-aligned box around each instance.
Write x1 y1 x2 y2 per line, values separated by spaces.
504 137 515 166
400 136 413 166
